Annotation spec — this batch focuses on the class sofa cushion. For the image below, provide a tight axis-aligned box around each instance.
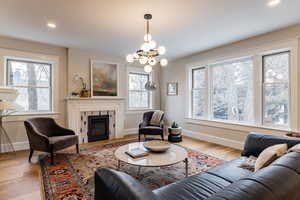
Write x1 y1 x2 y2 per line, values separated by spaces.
270 152 300 173
206 157 253 183
207 165 300 200
153 172 231 200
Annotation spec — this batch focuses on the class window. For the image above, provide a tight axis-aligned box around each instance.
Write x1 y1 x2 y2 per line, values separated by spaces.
263 52 290 126
211 58 253 122
189 50 291 129
128 72 150 109
192 67 206 118
6 59 52 113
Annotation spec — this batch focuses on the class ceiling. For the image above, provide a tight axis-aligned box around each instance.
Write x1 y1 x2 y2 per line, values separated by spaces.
1 0 300 60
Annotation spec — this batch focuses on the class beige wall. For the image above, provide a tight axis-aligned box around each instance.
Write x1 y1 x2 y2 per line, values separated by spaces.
162 24 300 149
0 36 68 146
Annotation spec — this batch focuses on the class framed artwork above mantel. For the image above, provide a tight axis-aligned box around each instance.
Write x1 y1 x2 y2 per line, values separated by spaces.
90 60 119 97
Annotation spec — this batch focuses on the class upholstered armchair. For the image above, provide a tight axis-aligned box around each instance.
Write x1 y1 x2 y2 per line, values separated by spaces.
24 117 79 165
138 111 164 141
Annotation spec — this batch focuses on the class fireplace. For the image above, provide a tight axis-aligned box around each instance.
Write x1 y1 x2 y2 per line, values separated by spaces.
87 115 109 142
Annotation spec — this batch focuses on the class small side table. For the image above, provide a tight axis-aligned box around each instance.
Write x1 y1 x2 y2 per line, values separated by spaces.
168 127 182 142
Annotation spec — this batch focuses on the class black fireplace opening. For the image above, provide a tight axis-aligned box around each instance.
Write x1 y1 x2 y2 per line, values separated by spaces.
87 115 109 142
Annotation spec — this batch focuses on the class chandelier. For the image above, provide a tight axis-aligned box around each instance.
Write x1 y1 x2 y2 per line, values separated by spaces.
126 14 168 73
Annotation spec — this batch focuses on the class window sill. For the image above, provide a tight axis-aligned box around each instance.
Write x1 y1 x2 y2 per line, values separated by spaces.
184 118 291 133
126 109 154 114
3 112 60 122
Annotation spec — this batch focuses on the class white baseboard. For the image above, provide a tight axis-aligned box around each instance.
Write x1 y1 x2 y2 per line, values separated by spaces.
1 141 29 152
124 128 138 135
182 129 244 150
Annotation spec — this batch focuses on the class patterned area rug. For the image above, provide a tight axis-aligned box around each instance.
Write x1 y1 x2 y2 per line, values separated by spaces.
40 139 223 200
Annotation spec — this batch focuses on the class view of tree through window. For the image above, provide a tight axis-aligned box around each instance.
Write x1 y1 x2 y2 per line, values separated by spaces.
211 58 253 122
263 52 289 126
192 68 206 118
128 72 150 109
6 59 52 112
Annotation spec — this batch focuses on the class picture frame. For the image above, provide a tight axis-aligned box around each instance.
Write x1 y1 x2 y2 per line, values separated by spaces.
90 60 119 97
167 82 178 96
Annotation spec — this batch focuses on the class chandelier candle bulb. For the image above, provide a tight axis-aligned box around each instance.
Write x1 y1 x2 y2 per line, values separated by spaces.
126 54 134 63
158 46 166 55
126 14 168 72
160 58 168 67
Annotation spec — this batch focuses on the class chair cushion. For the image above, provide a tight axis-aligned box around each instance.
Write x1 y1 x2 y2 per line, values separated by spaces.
49 135 78 151
153 172 231 200
139 126 163 135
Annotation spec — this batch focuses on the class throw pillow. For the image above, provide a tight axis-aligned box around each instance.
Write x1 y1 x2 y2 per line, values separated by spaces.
150 111 164 126
239 156 257 171
287 143 300 153
254 143 287 172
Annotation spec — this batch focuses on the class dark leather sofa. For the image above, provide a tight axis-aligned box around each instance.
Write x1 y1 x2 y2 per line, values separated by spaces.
94 133 300 200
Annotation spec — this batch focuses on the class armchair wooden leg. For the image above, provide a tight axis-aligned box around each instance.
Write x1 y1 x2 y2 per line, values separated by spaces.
138 133 141 142
29 148 34 162
76 144 80 154
50 148 54 165
161 134 164 141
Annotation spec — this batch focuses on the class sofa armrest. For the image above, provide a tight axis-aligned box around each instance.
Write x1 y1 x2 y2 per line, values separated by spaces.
95 168 160 200
242 133 300 157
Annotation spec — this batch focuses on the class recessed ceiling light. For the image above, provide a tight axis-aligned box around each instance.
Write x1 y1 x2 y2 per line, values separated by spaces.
47 22 56 29
267 0 281 7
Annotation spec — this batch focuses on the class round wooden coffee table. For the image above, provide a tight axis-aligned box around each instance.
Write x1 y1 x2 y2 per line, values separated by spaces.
114 142 189 177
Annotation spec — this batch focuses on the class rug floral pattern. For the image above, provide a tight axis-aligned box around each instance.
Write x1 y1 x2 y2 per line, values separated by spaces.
40 139 223 200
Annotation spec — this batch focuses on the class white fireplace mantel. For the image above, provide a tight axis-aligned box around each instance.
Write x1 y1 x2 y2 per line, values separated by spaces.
65 97 125 143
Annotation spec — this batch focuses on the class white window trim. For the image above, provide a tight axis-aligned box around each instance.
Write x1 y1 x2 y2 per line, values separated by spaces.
185 40 299 132
0 48 59 117
126 66 153 112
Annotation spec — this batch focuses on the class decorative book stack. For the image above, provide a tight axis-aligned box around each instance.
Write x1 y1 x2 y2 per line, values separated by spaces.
125 148 149 158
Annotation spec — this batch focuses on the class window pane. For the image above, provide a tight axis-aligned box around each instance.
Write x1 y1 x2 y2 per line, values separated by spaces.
13 87 51 112
211 58 253 122
263 52 289 126
193 68 206 88
129 91 149 108
264 52 289 83
192 89 205 118
7 60 51 87
129 73 148 90
263 84 288 126
7 59 52 113
128 72 150 109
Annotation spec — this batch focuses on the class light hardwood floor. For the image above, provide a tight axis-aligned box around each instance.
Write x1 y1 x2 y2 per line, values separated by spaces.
0 135 241 200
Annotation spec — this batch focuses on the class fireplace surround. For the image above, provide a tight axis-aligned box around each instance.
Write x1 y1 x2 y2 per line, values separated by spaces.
65 97 125 144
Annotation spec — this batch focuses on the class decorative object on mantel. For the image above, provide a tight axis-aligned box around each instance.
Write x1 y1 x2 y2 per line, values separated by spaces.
168 121 182 142
167 82 178 96
0 87 18 157
126 14 168 73
73 74 89 97
90 60 118 97
145 80 157 91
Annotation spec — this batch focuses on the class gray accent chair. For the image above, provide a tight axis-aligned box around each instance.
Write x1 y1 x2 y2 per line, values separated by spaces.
24 117 79 165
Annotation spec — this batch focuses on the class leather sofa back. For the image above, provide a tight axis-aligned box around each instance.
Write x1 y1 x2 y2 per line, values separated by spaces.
242 133 300 157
